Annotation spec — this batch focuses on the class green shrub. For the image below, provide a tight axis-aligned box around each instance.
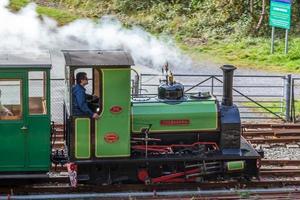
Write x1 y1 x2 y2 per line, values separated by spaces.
9 0 30 10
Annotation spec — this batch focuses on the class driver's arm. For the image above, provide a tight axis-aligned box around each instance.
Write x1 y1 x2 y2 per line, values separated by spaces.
74 90 94 118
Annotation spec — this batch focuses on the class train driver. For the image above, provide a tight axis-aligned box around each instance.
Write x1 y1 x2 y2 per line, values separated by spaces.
72 72 100 119
0 89 13 117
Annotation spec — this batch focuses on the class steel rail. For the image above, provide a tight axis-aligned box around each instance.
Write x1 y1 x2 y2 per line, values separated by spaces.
242 123 300 128
262 159 300 166
1 183 300 199
247 137 300 144
0 188 300 200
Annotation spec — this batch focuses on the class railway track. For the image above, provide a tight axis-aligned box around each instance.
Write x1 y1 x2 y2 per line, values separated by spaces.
262 159 300 166
1 187 300 200
1 160 300 198
20 123 298 199
16 160 300 192
1 178 300 197
242 123 300 145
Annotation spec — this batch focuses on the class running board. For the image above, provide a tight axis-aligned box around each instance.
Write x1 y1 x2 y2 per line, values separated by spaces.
0 174 49 179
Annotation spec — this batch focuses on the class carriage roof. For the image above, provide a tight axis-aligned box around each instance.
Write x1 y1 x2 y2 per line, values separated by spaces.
0 51 52 68
62 50 134 68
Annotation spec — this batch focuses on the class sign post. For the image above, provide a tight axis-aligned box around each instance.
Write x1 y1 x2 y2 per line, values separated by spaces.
269 0 292 54
271 27 275 54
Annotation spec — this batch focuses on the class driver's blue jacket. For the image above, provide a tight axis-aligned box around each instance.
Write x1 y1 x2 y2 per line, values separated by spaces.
72 84 94 117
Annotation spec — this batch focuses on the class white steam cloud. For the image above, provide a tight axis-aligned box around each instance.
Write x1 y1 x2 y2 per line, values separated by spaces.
0 1 193 72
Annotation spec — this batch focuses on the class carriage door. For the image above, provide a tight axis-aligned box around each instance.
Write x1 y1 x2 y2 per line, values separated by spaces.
0 72 26 170
27 71 50 170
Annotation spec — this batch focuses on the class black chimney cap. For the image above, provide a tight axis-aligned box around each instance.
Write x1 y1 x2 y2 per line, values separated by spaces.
221 65 236 71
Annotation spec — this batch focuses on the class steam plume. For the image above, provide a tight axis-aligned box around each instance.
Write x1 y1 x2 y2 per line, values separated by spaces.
0 1 193 73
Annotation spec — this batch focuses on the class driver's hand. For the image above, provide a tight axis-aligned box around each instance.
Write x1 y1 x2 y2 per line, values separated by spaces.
92 95 99 101
92 113 100 119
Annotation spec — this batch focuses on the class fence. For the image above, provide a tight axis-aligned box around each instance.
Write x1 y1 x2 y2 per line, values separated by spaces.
137 73 290 122
51 78 64 122
291 77 300 122
49 73 293 123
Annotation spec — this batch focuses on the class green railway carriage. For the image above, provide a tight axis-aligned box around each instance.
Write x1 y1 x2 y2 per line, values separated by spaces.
0 52 51 177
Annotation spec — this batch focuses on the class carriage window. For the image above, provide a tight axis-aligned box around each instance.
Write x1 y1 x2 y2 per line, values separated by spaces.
0 80 22 120
29 71 47 115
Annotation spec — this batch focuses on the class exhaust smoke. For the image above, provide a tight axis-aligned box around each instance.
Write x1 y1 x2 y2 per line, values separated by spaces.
0 1 193 76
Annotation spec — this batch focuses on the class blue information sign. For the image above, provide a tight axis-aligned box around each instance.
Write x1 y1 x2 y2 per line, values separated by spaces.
269 0 292 29
272 0 291 3
270 0 292 54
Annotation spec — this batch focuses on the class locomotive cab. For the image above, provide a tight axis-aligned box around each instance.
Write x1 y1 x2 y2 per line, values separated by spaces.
63 50 134 163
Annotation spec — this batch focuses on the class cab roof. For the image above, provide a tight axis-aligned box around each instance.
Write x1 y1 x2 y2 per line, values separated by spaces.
62 50 134 68
0 51 52 69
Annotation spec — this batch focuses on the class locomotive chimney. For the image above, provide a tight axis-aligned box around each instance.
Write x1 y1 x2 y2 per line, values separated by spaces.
221 65 236 106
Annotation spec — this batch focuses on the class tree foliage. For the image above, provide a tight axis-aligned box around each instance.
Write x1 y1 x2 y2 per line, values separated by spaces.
35 0 300 39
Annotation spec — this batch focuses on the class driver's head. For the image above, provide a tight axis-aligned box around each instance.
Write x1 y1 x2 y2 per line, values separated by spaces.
76 72 88 86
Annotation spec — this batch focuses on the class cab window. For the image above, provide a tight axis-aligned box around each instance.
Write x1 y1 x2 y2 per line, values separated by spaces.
29 71 47 115
73 68 93 93
0 79 22 120
72 68 101 115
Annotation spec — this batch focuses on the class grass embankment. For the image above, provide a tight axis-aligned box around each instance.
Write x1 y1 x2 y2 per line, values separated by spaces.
9 0 300 73
182 37 300 73
10 0 78 25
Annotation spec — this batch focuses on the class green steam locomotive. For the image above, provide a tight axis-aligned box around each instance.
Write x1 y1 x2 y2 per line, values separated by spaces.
0 50 261 185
